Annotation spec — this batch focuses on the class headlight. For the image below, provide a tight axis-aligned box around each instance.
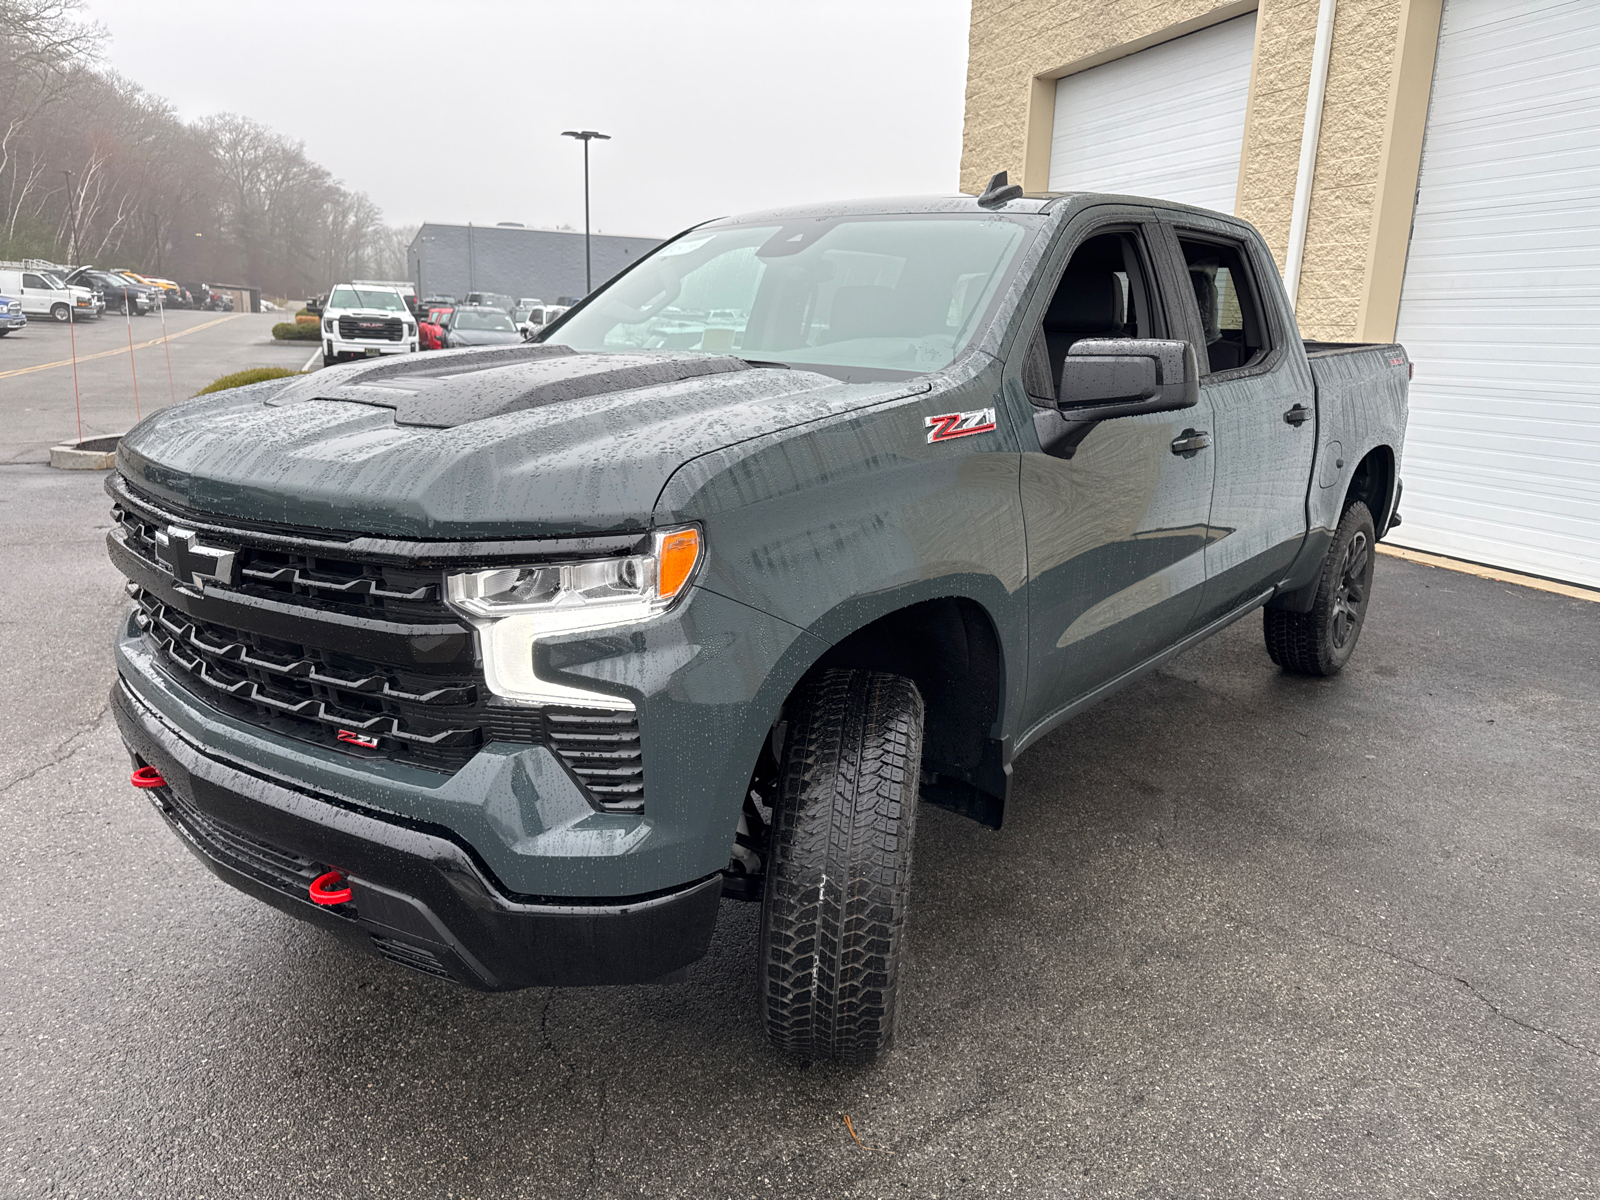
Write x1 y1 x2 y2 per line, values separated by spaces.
445 527 702 709
323 318 334 333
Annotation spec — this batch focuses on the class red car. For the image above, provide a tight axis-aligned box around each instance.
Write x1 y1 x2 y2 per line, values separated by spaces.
419 306 453 350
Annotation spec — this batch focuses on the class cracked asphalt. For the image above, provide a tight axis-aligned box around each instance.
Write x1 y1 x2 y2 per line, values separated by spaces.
3 461 1598 1199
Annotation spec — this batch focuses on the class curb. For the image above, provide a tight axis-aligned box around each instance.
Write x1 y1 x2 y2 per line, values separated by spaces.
49 435 121 470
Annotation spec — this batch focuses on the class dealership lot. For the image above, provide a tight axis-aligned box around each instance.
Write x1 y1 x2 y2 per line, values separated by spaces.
0 462 1595 1198
0 311 309 464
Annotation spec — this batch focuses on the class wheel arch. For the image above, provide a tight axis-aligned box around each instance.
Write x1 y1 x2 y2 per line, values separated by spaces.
780 590 1014 828
1345 444 1398 537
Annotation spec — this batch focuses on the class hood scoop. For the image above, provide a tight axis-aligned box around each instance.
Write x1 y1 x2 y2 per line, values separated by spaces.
266 347 756 428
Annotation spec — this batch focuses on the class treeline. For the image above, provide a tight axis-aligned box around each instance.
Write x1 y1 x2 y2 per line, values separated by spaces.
0 0 411 297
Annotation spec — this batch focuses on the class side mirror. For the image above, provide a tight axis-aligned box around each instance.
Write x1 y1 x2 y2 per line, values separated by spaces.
1058 338 1198 419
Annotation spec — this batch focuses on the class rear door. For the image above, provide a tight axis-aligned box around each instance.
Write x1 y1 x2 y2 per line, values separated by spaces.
1161 220 1316 624
1013 210 1217 738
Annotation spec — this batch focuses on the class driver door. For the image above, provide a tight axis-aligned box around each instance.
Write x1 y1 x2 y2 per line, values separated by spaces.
1013 214 1217 737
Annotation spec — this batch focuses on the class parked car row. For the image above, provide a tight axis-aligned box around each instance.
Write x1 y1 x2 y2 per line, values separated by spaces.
0 262 103 323
310 281 573 366
0 259 237 329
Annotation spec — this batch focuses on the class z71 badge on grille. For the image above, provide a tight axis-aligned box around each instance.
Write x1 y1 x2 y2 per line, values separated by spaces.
924 408 997 444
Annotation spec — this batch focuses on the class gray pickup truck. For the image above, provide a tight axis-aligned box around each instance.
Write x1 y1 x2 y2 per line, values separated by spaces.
107 178 1408 1063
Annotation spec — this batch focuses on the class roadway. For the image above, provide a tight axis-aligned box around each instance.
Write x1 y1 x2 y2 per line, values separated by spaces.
1 461 1597 1198
0 309 312 464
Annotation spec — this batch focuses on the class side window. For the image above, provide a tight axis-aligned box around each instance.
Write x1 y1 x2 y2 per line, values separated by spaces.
1026 229 1162 405
1176 235 1269 374
23 273 46 290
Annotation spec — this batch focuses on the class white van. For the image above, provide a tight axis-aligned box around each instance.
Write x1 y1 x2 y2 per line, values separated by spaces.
0 266 83 323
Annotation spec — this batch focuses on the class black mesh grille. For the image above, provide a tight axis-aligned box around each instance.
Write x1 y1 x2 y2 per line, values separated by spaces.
114 485 646 810
165 786 322 897
131 585 500 771
113 503 443 622
371 936 454 980
337 315 404 341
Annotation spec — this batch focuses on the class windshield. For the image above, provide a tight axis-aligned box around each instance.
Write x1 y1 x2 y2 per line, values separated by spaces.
329 286 407 311
455 310 515 331
547 215 1031 379
42 273 67 289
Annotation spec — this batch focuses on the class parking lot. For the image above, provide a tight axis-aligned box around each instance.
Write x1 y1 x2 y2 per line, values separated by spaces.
2 460 1596 1199
0 310 310 464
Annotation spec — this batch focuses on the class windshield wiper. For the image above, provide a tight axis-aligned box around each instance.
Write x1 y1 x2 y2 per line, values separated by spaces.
739 359 791 370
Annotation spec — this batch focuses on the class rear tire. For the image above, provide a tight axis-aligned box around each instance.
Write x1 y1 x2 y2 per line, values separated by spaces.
758 668 924 1065
1264 500 1377 676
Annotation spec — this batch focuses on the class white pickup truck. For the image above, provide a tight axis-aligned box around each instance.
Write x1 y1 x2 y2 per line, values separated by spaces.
319 282 419 366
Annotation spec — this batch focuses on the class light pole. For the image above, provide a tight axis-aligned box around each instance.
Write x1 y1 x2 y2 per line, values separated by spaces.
62 169 80 264
561 129 610 294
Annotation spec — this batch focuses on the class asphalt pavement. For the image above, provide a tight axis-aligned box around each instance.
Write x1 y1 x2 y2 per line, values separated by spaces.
1 462 1597 1199
0 310 311 464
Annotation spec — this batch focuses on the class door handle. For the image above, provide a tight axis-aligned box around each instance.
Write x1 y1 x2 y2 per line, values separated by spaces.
1170 429 1210 456
1283 403 1312 426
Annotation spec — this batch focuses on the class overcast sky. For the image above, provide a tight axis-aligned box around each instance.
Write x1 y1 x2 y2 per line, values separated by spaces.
81 0 973 239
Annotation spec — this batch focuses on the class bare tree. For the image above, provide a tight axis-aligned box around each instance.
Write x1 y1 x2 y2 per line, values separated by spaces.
0 1 412 295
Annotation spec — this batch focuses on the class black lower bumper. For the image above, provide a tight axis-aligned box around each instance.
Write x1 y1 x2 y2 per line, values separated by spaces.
112 680 723 990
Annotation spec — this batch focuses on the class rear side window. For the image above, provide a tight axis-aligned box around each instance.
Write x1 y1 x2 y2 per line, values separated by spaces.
1176 235 1269 374
23 273 47 289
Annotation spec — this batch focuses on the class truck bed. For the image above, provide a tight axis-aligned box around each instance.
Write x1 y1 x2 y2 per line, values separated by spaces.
1302 339 1410 539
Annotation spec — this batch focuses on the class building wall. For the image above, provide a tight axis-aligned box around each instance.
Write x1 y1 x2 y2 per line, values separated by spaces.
407 225 663 305
960 0 1442 342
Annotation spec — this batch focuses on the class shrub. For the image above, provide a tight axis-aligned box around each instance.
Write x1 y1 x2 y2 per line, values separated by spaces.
194 367 302 396
272 321 321 340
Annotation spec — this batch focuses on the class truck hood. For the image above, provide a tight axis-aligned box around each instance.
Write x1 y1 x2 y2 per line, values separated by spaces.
116 346 929 539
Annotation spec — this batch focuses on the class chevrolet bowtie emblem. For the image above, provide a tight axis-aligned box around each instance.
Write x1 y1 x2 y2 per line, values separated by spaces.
154 526 237 588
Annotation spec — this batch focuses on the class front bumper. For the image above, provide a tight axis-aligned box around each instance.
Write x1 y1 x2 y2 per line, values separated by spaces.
326 335 417 357
113 678 724 990
0 313 24 330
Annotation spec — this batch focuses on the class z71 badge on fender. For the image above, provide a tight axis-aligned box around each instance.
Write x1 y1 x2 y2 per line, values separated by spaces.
924 408 997 444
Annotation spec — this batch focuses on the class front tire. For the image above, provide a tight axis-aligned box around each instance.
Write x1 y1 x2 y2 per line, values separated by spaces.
51 303 70 323
1264 500 1377 676
757 668 924 1065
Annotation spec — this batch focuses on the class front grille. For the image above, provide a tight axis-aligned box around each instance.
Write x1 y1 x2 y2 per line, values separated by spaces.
337 315 404 342
114 503 442 622
112 483 646 811
131 585 499 771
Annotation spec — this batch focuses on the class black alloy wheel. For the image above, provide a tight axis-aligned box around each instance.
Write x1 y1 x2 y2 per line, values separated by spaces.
1264 500 1378 677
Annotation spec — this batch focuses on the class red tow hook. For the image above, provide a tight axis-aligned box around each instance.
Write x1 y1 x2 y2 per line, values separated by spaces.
309 869 353 906
130 766 167 789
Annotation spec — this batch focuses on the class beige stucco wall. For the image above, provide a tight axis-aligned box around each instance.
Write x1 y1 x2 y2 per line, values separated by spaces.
1239 0 1404 338
960 0 1440 342
960 0 1256 196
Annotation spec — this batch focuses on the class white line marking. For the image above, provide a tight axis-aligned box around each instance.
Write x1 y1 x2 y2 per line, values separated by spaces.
0 314 242 380
301 347 321 373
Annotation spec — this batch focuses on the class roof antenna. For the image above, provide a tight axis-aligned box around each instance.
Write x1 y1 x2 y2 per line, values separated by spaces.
977 170 1024 208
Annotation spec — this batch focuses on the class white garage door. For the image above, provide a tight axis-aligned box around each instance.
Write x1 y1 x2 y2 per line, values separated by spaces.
1048 13 1257 213
1392 0 1600 588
